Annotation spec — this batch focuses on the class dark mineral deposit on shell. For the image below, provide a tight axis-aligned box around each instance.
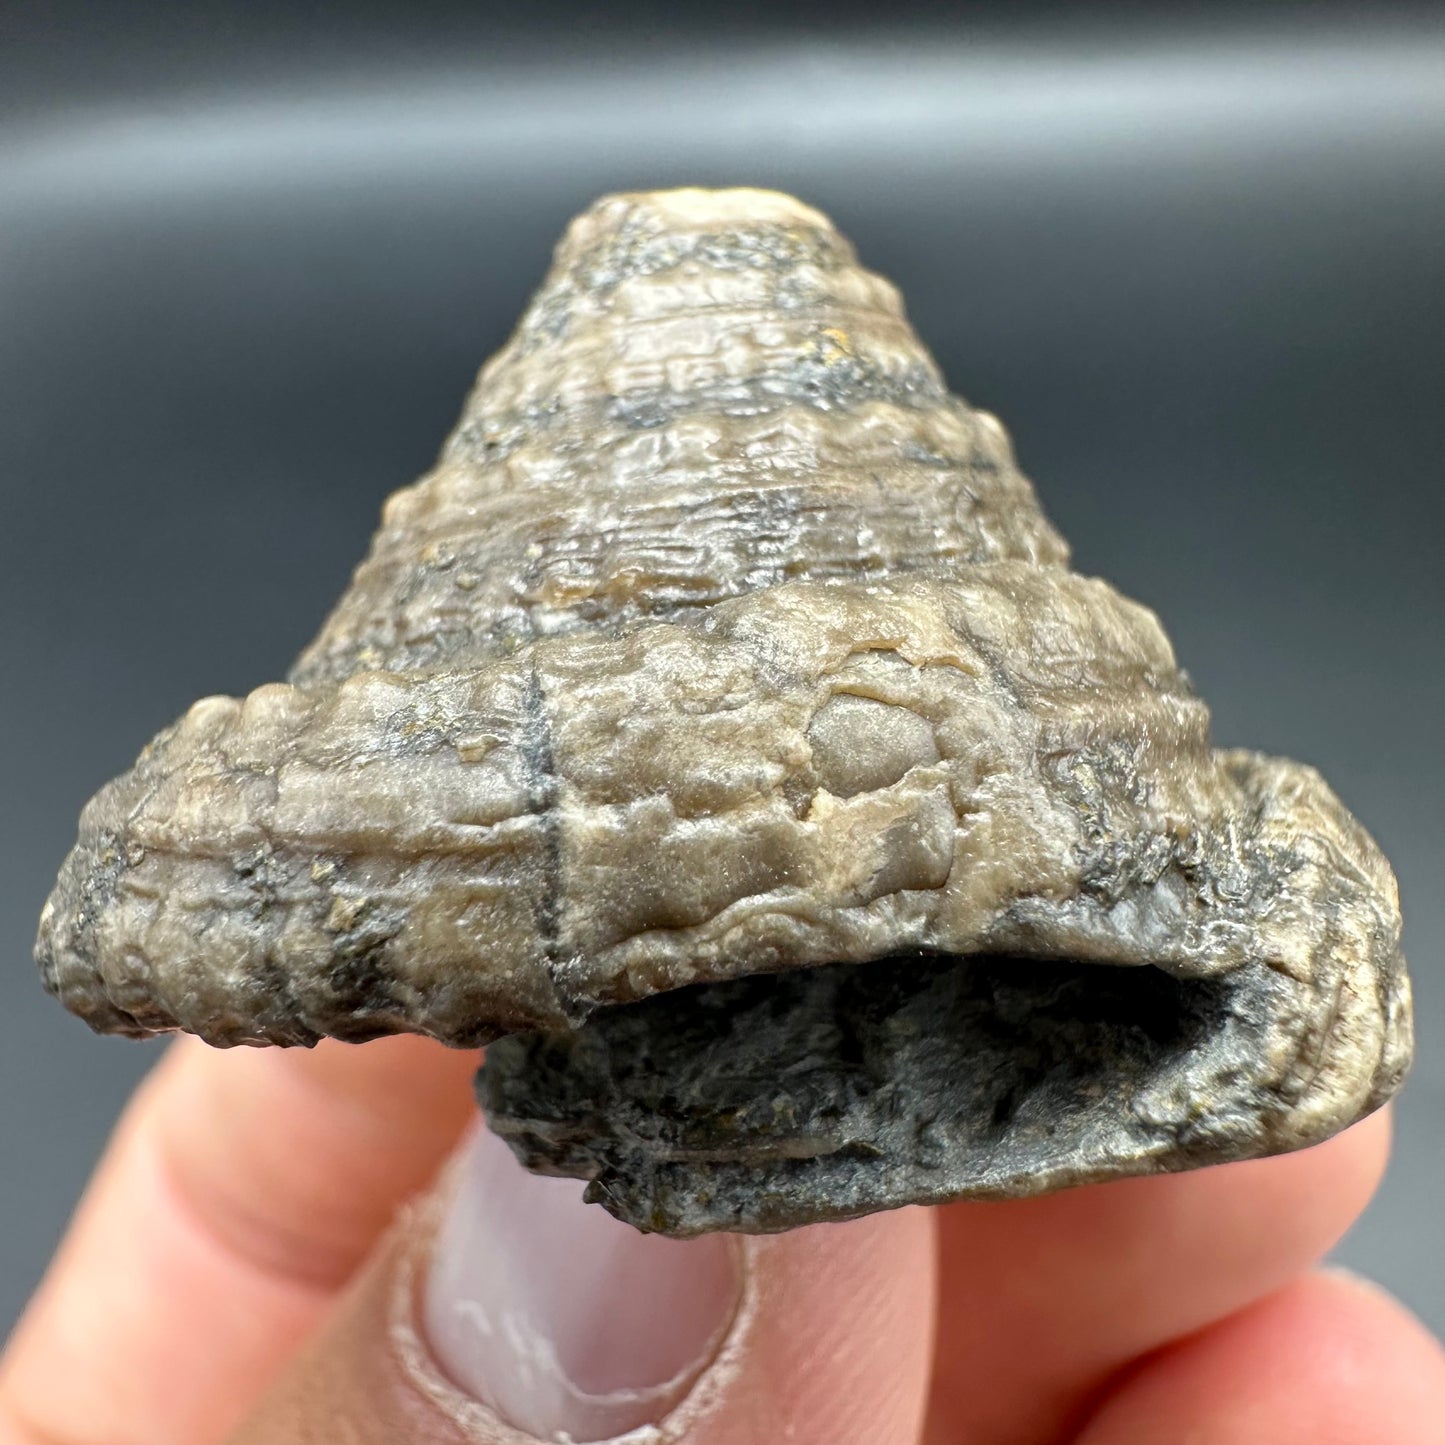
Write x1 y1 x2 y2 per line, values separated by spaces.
37 188 1413 1236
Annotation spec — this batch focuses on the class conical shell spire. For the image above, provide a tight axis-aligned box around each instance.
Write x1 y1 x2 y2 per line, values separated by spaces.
291 189 1067 687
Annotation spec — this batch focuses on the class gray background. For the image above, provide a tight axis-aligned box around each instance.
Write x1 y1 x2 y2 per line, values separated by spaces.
2 3 1441 1337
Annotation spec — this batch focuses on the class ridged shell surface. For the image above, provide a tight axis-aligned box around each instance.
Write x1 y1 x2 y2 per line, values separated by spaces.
36 189 1412 1235
291 189 1067 684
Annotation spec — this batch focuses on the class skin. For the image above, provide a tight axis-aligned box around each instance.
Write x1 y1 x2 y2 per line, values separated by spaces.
1 1036 1441 1444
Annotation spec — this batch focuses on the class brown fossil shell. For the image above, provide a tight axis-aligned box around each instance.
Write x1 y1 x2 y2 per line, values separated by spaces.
36 189 1412 1235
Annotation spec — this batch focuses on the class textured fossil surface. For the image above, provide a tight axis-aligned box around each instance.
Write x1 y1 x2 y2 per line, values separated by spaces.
37 188 1412 1234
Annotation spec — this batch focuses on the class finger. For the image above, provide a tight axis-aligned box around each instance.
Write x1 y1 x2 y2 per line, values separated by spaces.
231 1125 940 1444
925 1109 1391 1444
1072 1269 1445 1443
0 1034 479 1445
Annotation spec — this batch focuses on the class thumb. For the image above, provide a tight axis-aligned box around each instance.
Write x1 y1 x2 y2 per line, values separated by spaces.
230 1126 938 1444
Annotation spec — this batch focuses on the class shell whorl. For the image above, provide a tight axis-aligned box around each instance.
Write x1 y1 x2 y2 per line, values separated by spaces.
291 189 1067 686
35 190 1410 1232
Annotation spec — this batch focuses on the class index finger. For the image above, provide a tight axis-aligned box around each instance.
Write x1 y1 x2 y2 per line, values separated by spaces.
925 1108 1393 1443
0 1034 479 1445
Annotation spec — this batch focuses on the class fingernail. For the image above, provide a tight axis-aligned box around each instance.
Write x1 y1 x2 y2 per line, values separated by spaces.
424 1126 740 1443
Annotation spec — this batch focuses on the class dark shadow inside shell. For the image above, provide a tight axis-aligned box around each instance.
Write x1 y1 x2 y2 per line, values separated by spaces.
480 949 1284 1235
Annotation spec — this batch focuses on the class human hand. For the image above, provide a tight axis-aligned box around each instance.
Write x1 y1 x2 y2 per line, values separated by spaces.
3 1035 1442 1443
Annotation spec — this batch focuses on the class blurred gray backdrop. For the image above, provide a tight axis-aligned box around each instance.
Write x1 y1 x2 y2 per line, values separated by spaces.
2 2 1442 1336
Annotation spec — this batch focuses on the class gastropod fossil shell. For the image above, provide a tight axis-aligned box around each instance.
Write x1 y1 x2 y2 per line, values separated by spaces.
36 188 1412 1235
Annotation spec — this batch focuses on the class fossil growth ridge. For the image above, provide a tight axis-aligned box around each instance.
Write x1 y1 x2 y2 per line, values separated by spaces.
37 189 1412 1235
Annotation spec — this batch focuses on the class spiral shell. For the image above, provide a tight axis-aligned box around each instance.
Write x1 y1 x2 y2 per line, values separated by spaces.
36 189 1411 1234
